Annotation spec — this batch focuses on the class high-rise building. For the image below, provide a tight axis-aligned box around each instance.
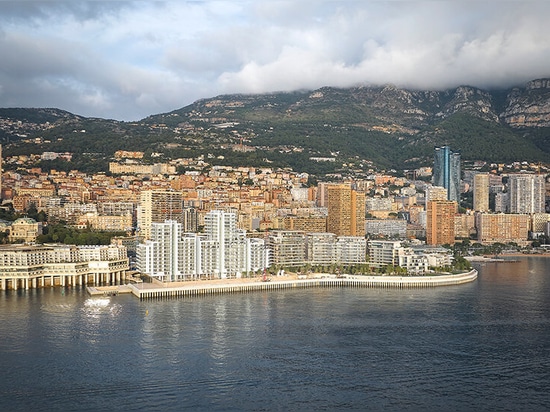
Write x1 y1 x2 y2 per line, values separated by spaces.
508 174 546 214
426 200 457 245
137 190 184 240
144 220 182 282
476 213 529 244
204 210 248 279
136 211 269 281
433 146 461 203
473 173 490 212
326 184 365 237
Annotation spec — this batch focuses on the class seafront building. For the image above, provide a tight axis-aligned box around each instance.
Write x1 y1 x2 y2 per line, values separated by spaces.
368 240 453 274
0 244 129 290
267 230 367 268
136 211 269 281
266 231 307 267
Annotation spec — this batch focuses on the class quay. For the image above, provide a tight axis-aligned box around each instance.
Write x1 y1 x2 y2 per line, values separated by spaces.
115 269 478 300
87 285 134 296
465 256 520 263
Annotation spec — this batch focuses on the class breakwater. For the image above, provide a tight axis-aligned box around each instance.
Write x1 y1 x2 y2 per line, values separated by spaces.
125 269 477 300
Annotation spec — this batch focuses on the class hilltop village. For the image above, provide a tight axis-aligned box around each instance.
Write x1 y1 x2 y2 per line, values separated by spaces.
0 144 549 289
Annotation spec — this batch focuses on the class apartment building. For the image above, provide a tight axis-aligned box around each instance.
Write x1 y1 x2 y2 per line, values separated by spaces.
136 211 269 281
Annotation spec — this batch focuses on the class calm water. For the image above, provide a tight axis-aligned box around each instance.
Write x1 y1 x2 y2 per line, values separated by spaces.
1 257 549 411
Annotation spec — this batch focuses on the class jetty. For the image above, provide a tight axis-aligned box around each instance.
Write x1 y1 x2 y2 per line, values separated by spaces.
86 285 134 296
87 270 478 300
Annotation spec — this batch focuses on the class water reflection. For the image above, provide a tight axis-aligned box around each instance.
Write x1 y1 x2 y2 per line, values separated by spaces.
0 257 549 411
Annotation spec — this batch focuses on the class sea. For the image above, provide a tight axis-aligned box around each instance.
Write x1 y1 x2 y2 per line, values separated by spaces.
1 256 549 411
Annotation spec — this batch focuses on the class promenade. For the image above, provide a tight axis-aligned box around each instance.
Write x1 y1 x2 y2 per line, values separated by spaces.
88 270 478 300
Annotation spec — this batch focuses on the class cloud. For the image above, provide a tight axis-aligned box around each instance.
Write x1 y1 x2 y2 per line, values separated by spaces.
0 1 549 120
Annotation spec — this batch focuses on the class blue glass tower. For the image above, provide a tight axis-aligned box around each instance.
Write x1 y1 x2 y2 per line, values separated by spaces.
433 146 461 202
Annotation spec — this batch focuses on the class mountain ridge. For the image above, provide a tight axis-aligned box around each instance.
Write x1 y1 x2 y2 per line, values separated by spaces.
1 79 549 174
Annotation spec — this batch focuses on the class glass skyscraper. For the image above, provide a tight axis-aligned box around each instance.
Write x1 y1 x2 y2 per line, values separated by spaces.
433 146 461 203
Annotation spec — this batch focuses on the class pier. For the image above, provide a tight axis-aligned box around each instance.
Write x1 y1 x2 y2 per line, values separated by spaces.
118 269 478 300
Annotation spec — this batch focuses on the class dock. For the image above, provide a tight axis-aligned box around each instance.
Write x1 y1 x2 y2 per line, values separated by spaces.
86 285 134 296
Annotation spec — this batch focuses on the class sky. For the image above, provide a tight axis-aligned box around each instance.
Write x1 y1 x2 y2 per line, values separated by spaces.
1 1 549 121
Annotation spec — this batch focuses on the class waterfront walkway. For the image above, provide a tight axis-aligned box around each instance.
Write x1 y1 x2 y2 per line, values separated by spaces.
89 270 478 300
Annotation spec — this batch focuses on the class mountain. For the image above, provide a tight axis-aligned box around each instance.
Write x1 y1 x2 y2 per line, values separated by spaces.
1 79 549 175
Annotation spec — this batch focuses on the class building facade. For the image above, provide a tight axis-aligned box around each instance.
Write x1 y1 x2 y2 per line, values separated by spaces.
326 184 366 237
8 217 42 243
475 213 530 244
433 146 461 202
508 174 546 214
136 211 269 281
137 190 185 240
0 244 129 290
426 200 457 245
473 173 490 212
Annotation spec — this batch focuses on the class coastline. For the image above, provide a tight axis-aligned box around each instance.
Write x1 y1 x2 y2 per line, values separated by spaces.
89 270 478 299
466 253 550 263
499 252 550 258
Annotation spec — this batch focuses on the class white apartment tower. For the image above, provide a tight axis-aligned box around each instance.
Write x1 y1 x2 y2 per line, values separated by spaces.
136 220 182 282
136 211 268 281
508 174 546 214
204 210 248 279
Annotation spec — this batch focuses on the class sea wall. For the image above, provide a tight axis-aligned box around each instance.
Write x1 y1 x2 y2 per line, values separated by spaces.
129 269 477 300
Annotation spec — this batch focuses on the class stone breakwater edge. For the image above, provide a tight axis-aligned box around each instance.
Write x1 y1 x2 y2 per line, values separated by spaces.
87 270 478 300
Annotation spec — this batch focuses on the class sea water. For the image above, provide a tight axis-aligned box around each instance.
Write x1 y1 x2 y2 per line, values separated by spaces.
1 257 549 411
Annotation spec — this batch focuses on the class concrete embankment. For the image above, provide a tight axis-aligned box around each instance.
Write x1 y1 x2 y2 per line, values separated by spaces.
123 270 477 300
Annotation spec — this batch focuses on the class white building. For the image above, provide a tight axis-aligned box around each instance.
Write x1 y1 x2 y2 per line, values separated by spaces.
508 174 546 214
136 211 269 281
368 240 453 274
398 251 429 274
368 240 403 269
365 219 407 238
306 233 336 265
0 244 129 290
204 210 249 278
336 236 367 265
268 231 367 267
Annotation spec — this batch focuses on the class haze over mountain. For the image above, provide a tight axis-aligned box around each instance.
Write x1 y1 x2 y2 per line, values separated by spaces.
1 1 550 120
1 79 549 175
